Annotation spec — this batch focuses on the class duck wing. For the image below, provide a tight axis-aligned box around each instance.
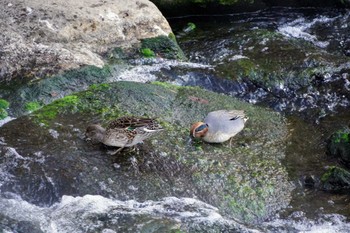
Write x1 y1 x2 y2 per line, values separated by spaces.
204 110 246 135
205 110 245 122
107 116 160 130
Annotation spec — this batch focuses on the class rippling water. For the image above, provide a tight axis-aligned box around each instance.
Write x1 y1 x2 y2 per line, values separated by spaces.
168 7 350 120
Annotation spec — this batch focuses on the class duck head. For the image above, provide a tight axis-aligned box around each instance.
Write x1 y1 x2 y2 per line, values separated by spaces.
85 124 106 144
190 122 209 138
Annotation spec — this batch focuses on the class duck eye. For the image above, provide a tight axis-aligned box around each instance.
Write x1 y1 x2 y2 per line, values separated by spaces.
195 124 207 132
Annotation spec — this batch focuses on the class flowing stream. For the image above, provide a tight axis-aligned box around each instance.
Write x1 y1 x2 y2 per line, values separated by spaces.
1 7 350 233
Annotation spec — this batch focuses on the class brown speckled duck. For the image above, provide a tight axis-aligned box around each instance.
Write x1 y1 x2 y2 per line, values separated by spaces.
85 116 163 154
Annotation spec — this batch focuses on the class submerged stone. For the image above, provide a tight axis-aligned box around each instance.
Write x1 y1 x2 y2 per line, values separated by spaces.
0 81 293 225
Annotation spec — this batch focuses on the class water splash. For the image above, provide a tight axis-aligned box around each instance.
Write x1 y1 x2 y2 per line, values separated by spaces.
278 15 340 48
0 117 15 127
263 212 350 233
111 58 212 83
0 195 258 233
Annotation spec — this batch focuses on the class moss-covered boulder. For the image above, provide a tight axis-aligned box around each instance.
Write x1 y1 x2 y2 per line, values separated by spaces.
0 81 292 224
0 65 115 117
328 127 350 168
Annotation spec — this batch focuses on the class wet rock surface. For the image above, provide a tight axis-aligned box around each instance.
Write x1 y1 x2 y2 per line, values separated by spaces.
0 81 292 225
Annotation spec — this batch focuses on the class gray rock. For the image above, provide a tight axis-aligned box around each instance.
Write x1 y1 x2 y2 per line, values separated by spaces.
0 0 172 82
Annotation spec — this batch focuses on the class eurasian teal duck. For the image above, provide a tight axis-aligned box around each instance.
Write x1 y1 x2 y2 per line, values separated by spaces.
85 116 163 153
190 110 248 143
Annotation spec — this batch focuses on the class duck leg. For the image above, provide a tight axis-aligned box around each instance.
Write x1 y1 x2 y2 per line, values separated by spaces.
229 137 233 148
107 147 124 155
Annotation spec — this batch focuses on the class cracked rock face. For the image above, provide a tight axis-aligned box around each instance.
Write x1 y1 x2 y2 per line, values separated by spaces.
0 0 172 82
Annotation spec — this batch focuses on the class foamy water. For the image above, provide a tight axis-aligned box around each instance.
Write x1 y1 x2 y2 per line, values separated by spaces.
0 194 257 233
111 58 212 83
0 117 15 127
263 212 350 233
278 15 340 48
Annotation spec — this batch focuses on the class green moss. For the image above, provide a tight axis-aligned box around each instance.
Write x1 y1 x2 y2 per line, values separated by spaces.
141 35 186 60
0 108 8 120
183 22 196 33
89 83 111 91
327 127 350 164
0 99 10 120
56 65 112 82
321 166 336 183
141 48 156 58
34 95 80 124
321 166 350 183
107 47 127 64
25 101 42 112
237 58 258 76
0 99 10 109
334 130 350 143
168 32 176 42
56 95 79 107
151 81 181 90
321 166 350 191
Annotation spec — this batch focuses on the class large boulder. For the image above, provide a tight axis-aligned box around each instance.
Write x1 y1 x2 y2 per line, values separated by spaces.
0 0 172 82
0 81 293 225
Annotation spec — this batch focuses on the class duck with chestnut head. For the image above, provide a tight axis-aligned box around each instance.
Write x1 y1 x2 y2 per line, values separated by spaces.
190 110 248 143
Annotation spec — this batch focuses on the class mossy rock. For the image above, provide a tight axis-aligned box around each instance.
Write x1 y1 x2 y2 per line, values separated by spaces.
0 108 8 120
0 81 292 224
0 65 115 117
141 35 186 60
321 166 350 191
327 127 350 167
0 99 10 109
0 99 10 120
